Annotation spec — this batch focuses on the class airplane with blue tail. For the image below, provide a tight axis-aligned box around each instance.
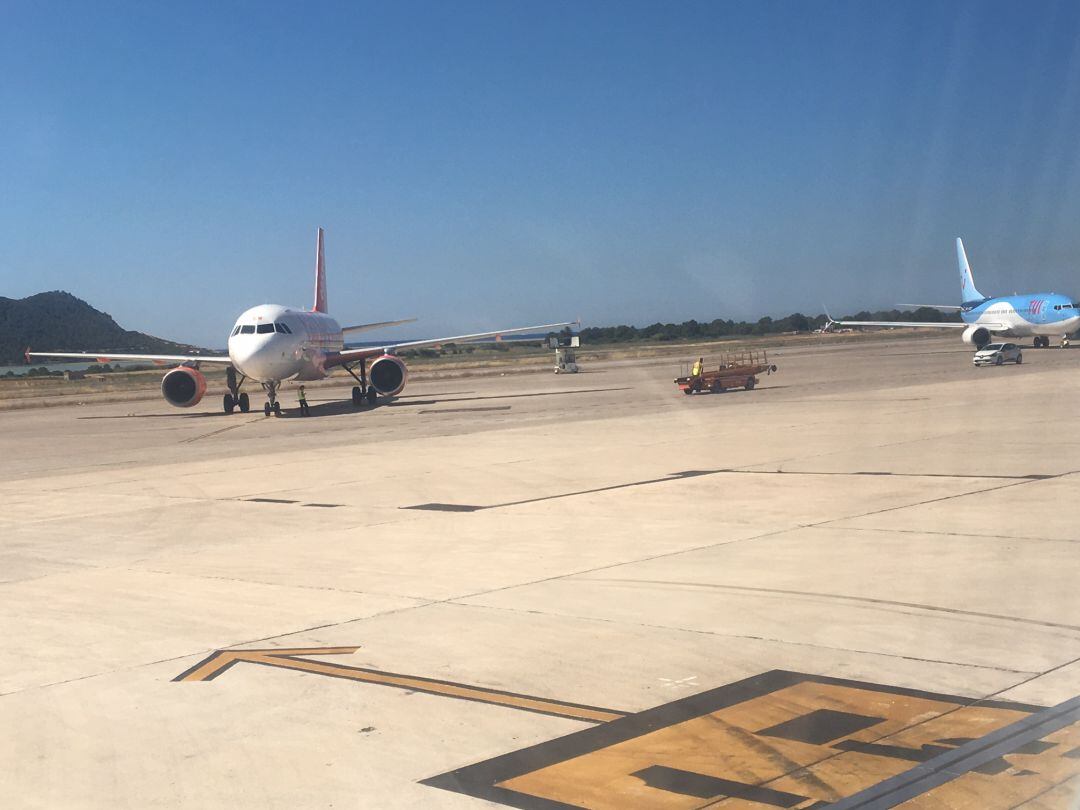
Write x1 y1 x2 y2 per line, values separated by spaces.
829 238 1080 349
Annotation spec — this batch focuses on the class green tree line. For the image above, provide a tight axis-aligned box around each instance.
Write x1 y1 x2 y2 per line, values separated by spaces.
578 307 959 343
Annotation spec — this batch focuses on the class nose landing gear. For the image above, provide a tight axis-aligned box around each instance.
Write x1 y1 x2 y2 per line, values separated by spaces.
261 381 282 416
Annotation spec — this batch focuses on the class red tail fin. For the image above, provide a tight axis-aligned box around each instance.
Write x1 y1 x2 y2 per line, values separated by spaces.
313 227 328 313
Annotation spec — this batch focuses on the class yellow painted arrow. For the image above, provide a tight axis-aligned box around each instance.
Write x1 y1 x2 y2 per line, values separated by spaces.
174 646 625 724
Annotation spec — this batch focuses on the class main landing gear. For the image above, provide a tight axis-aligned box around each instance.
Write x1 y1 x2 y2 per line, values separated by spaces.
223 367 251 414
344 358 378 408
1031 336 1069 349
261 381 282 417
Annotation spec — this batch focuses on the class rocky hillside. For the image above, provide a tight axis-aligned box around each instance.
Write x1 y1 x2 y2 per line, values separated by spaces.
0 291 201 364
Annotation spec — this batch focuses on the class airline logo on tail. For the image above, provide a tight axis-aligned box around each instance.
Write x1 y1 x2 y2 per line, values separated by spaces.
957 237 985 303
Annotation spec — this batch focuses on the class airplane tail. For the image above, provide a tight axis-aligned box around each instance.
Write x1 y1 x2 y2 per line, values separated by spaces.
957 237 985 303
313 227 328 313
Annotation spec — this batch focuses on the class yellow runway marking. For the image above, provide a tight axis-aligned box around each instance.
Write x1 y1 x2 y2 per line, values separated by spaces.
174 646 626 725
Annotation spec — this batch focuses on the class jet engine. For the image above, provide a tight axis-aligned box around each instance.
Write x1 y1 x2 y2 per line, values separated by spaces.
369 354 408 396
961 325 991 349
161 366 207 408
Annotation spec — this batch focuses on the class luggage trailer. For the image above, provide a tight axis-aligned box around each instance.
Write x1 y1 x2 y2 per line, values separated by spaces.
675 349 778 395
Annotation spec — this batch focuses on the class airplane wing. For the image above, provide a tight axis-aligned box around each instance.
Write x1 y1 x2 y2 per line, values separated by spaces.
828 318 1008 330
341 318 417 334
25 350 232 366
327 321 576 366
831 319 970 329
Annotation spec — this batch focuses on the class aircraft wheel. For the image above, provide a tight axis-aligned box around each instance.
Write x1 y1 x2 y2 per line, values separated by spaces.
366 388 378 405
352 386 363 406
223 393 235 414
238 393 250 412
273 401 281 416
263 402 271 417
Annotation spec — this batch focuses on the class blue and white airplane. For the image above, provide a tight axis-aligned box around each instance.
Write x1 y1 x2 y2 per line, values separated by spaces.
829 238 1080 349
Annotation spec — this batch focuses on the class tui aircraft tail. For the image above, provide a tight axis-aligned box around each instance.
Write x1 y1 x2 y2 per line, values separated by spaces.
313 227 328 313
957 237 985 303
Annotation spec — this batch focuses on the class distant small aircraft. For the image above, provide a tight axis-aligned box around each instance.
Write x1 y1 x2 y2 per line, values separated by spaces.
827 238 1080 349
27 228 573 416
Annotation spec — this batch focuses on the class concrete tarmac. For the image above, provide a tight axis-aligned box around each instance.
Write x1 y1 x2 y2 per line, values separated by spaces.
1 336 1078 808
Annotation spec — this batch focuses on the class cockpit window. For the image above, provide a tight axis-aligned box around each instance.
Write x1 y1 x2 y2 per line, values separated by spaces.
231 325 241 336
256 323 275 334
240 325 255 334
275 322 293 334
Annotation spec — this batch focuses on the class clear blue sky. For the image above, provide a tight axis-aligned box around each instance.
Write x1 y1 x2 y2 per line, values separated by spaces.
3 1 1080 346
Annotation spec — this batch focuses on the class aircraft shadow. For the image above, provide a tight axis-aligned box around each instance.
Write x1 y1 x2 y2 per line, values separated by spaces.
76 386 634 420
278 400 374 418
385 387 633 408
79 411 228 420
281 386 635 418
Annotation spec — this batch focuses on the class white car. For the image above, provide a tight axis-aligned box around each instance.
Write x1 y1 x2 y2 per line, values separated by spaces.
973 342 1022 366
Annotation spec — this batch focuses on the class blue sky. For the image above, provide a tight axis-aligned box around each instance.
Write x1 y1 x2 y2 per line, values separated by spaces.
3 1 1080 346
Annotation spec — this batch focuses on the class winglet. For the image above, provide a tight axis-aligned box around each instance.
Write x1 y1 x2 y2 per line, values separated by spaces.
313 227 328 313
23 346 31 364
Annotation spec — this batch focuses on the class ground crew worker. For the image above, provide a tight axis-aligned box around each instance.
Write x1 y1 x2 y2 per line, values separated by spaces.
1063 335 1071 349
691 357 703 377
298 385 310 416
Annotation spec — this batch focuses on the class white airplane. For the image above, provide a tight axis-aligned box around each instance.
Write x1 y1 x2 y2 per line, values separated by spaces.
828 238 1080 349
28 229 573 416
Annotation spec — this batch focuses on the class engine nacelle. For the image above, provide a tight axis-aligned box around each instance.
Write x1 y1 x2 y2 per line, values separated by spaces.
161 366 207 408
961 325 991 349
369 354 408 396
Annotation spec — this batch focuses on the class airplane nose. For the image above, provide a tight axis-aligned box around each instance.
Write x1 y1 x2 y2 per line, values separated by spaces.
229 337 296 380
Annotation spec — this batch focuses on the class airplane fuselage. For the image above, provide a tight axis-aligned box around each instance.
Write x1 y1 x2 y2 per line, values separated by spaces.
962 294 1080 337
227 304 343 383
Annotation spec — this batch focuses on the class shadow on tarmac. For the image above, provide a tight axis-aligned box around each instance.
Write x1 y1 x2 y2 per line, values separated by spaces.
77 386 634 420
281 386 634 418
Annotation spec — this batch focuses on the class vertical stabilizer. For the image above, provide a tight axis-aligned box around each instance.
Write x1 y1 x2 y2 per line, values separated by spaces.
313 227 328 313
957 237 985 303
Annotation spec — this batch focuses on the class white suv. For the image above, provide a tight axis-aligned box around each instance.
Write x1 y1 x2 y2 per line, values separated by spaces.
973 342 1022 366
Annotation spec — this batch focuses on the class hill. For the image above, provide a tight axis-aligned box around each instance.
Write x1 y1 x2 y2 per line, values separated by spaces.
0 291 203 364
